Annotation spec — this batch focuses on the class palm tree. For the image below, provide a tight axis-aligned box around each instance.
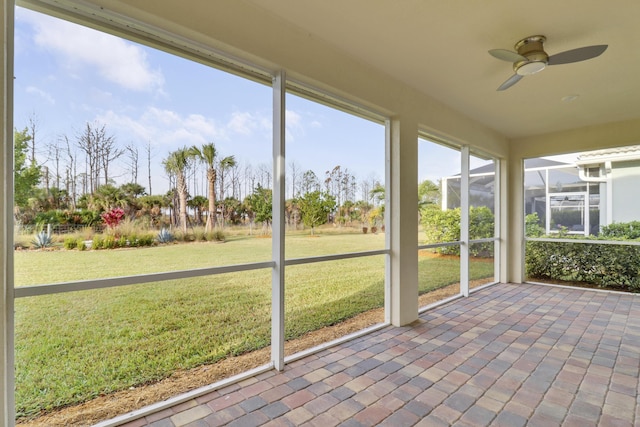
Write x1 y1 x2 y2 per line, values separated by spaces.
192 143 217 231
163 147 196 233
90 184 126 212
217 155 237 227
119 182 146 218
188 195 209 225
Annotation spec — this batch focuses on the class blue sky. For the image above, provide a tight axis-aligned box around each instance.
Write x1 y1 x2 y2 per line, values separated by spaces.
14 6 473 198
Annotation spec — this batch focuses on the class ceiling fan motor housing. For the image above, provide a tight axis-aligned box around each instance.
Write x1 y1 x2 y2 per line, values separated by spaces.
514 35 549 75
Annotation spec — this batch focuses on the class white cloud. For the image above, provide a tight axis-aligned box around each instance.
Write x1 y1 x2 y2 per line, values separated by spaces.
285 109 305 143
20 9 164 92
96 107 226 150
285 109 302 129
228 111 256 136
25 86 55 104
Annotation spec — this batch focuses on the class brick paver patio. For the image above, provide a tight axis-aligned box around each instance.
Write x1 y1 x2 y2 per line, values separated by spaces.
119 283 640 426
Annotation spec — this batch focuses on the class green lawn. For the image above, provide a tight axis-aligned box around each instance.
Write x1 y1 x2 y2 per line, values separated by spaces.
14 232 493 419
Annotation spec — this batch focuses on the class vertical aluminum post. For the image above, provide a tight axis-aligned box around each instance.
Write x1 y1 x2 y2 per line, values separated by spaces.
460 146 470 297
493 159 501 283
1 1 15 425
384 119 391 324
271 70 286 371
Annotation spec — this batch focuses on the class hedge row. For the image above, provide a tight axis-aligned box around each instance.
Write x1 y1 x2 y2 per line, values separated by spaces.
526 240 640 291
421 206 495 257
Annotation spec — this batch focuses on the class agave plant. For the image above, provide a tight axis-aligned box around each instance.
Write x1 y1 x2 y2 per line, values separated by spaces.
156 228 174 244
32 231 53 249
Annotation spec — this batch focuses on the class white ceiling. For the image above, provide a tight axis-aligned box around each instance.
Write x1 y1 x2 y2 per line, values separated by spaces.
244 0 640 140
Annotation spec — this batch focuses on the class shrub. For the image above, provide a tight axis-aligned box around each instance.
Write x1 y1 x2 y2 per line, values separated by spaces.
421 205 494 257
76 238 87 251
157 228 174 244
101 208 125 229
92 235 103 250
119 232 154 248
102 235 116 249
207 229 226 242
421 206 460 255
80 209 102 227
601 221 640 239
525 213 545 237
63 236 77 250
32 231 53 249
136 233 155 247
526 238 640 291
193 227 206 242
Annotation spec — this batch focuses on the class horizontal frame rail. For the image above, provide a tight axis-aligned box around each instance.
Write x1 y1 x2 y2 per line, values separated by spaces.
418 237 498 251
15 250 390 299
14 261 275 298
418 241 461 250
284 249 389 266
469 237 498 244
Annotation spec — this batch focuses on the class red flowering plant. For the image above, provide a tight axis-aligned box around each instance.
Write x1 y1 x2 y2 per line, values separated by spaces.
101 208 125 231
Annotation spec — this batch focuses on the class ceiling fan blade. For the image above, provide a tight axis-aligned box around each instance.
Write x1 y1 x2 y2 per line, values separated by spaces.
497 74 523 91
547 45 608 65
489 49 527 62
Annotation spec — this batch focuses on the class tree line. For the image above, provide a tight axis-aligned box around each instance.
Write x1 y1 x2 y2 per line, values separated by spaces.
14 120 402 234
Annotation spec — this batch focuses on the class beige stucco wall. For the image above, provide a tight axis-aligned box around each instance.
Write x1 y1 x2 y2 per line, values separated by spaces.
611 160 640 223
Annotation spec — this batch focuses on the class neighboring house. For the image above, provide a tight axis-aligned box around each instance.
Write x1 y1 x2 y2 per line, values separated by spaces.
442 147 640 236
575 145 640 227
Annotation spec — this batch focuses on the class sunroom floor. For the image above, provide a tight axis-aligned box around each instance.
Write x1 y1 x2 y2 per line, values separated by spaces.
119 282 640 426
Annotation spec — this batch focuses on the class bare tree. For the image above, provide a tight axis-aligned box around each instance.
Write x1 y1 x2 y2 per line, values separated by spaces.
62 135 78 209
27 112 39 165
230 161 241 200
301 170 320 194
146 141 153 195
99 132 123 187
361 173 379 204
76 122 118 192
288 160 301 199
125 143 139 185
48 140 62 191
256 163 272 189
244 163 254 201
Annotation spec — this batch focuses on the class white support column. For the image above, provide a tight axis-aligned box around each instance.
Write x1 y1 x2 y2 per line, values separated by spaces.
507 157 525 283
460 146 470 297
389 117 418 326
1 1 14 425
384 120 391 324
498 157 509 283
271 70 285 371
493 159 502 282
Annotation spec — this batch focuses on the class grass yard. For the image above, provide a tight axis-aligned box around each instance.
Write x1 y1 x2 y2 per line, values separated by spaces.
14 232 493 420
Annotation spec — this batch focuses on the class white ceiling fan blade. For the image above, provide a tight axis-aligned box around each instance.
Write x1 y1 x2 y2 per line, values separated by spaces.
548 45 608 65
497 74 523 91
489 49 527 62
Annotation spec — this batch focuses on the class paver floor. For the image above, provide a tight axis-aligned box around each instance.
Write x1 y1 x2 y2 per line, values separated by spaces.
119 283 640 426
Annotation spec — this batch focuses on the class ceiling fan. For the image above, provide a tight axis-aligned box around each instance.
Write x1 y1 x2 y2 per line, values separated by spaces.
489 35 607 91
